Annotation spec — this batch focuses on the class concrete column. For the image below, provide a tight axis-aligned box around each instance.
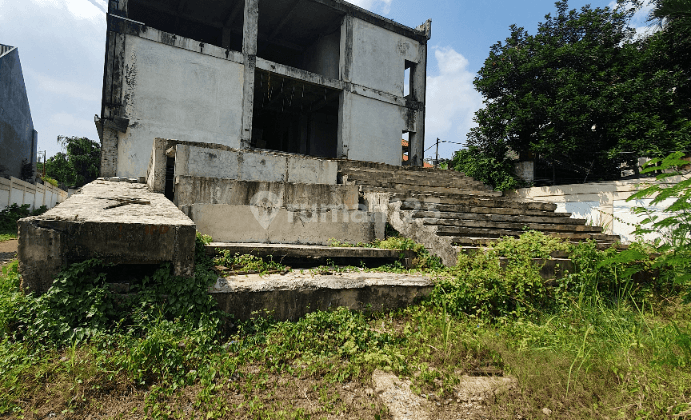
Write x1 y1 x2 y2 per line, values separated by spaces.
100 128 119 177
408 41 427 167
241 0 259 149
337 91 353 159
337 15 354 159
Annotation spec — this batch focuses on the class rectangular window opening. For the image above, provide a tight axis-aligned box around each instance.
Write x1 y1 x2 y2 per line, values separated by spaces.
252 69 341 158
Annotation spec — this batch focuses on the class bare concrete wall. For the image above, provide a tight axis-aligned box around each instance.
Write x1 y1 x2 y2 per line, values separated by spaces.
174 144 339 185
343 94 408 166
0 47 37 179
116 35 246 178
302 30 341 80
349 19 421 97
513 174 691 244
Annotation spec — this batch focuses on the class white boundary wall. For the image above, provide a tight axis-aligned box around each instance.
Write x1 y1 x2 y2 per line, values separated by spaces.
0 177 68 211
513 174 690 244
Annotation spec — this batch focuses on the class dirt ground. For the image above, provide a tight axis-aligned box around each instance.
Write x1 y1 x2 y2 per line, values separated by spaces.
0 239 17 267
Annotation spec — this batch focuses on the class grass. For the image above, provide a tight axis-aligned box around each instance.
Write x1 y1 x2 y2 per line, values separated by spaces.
0 233 16 243
0 232 690 419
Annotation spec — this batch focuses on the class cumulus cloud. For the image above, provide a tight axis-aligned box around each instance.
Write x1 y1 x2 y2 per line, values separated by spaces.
347 0 393 15
424 47 483 160
0 0 106 157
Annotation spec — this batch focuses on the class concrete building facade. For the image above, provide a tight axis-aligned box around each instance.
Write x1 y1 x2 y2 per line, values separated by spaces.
97 0 431 178
0 44 38 180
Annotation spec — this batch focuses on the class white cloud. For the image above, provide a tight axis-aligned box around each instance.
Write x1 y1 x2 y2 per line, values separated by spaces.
347 0 393 15
609 0 659 37
27 70 101 102
49 112 95 132
424 47 482 160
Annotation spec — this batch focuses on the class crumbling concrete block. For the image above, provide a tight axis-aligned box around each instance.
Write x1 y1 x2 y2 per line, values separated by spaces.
18 180 196 294
210 271 433 321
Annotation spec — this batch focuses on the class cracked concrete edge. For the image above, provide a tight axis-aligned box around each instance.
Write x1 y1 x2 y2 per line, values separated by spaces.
387 200 458 267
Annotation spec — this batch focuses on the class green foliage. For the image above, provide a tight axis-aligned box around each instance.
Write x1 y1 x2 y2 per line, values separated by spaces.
614 151 691 301
45 136 101 188
468 0 690 184
40 175 58 187
450 146 521 190
0 204 48 236
214 252 288 274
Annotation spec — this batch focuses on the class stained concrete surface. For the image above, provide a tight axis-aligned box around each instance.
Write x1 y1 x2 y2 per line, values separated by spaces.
17 180 196 294
210 270 433 321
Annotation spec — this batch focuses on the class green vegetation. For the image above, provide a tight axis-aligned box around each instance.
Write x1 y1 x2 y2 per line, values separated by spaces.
44 136 101 188
449 146 521 191
0 204 48 241
456 0 691 187
1 157 690 418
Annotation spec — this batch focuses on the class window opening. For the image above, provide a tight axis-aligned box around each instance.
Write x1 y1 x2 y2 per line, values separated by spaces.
252 69 340 158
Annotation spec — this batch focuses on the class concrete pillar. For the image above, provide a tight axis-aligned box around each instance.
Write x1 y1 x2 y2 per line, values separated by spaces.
100 128 119 177
241 0 259 149
337 15 354 159
408 41 427 167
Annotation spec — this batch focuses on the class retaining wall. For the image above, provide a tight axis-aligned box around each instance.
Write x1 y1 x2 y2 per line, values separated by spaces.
0 177 67 211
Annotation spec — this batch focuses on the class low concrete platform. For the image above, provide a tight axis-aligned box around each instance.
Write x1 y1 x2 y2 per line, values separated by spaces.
17 180 196 294
210 271 434 321
206 242 417 268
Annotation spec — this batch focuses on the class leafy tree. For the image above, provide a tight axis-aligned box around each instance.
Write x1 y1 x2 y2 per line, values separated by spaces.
45 136 101 188
450 146 521 191
466 0 690 186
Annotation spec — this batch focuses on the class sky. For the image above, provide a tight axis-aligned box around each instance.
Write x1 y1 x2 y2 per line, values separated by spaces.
0 0 653 162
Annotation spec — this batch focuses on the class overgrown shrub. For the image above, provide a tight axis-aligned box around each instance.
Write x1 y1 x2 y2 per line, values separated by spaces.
0 204 48 236
450 146 522 191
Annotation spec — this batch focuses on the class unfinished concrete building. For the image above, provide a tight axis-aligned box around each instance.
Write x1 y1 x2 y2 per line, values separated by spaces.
96 0 431 178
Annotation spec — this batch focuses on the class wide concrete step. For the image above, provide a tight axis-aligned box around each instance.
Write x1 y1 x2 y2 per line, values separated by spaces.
340 167 491 190
338 160 478 182
210 271 433 321
422 218 604 233
411 211 582 225
206 243 416 268
453 238 620 250
436 226 618 242
363 185 502 198
399 198 558 213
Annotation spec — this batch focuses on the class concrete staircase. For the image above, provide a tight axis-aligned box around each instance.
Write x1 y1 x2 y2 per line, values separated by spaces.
338 161 621 266
338 160 501 197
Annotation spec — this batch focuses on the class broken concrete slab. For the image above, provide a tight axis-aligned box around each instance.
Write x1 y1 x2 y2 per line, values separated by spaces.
372 369 431 420
17 180 196 294
206 242 417 268
210 271 433 321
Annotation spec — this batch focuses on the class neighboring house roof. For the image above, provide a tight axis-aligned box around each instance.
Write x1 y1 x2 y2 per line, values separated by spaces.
402 139 433 167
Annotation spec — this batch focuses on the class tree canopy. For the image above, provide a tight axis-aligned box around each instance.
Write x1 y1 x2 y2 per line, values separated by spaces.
45 136 101 188
463 0 691 187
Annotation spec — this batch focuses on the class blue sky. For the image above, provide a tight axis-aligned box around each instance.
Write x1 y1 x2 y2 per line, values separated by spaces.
0 0 652 161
